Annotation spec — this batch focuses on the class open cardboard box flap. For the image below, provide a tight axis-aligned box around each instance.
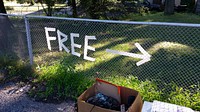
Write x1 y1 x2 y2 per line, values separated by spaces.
95 78 121 103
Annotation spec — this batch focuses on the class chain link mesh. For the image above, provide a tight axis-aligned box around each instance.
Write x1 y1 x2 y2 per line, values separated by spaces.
28 17 200 92
0 14 28 60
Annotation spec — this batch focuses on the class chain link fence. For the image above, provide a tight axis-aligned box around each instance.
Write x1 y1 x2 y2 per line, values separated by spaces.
0 14 29 60
27 16 200 90
1 13 200 111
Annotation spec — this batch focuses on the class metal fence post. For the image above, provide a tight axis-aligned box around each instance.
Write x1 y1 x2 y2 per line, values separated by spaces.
24 15 33 65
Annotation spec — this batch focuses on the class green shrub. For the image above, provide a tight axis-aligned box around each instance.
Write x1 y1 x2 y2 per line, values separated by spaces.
168 83 200 111
137 6 150 16
31 58 92 102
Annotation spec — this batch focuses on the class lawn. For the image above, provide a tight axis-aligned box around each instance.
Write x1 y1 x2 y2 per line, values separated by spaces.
122 12 200 23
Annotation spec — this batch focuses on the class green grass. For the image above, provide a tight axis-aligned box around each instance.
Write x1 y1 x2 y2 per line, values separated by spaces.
122 12 200 23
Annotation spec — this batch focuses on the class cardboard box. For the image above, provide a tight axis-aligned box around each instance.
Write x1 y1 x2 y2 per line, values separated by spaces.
78 79 143 112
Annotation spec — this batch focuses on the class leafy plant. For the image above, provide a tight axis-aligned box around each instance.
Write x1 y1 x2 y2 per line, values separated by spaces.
30 57 92 102
168 83 200 111
137 6 150 16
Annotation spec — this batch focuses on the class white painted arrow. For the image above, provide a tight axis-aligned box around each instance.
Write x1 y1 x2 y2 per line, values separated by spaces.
106 43 151 66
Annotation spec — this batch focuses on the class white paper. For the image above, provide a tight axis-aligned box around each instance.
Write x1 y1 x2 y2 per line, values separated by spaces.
151 100 194 112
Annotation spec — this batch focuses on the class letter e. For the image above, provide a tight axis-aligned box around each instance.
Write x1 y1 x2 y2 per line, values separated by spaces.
70 33 82 57
84 36 96 61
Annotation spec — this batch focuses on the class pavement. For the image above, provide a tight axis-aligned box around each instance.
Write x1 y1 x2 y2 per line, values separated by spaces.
0 82 76 112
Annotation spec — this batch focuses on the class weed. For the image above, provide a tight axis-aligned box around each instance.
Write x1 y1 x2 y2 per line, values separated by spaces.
168 83 200 110
30 57 92 102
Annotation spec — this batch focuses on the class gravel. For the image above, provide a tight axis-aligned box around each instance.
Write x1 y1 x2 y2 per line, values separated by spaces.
0 82 76 112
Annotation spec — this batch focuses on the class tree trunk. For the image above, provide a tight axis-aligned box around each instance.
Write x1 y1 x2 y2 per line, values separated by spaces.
0 0 15 53
164 0 175 15
46 0 55 16
196 0 200 13
0 0 7 13
89 0 99 19
71 0 77 17
47 5 52 16
0 0 8 51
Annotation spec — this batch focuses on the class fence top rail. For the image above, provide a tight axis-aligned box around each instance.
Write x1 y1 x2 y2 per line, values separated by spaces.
1 13 200 27
0 13 25 17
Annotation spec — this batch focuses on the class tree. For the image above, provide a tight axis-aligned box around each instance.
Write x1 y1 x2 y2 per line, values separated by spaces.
34 0 55 16
196 0 200 14
80 0 108 19
164 0 175 15
71 0 77 17
45 0 54 16
0 0 7 13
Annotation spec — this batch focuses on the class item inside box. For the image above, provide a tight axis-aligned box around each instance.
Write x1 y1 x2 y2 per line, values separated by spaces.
86 92 121 111
86 92 136 111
